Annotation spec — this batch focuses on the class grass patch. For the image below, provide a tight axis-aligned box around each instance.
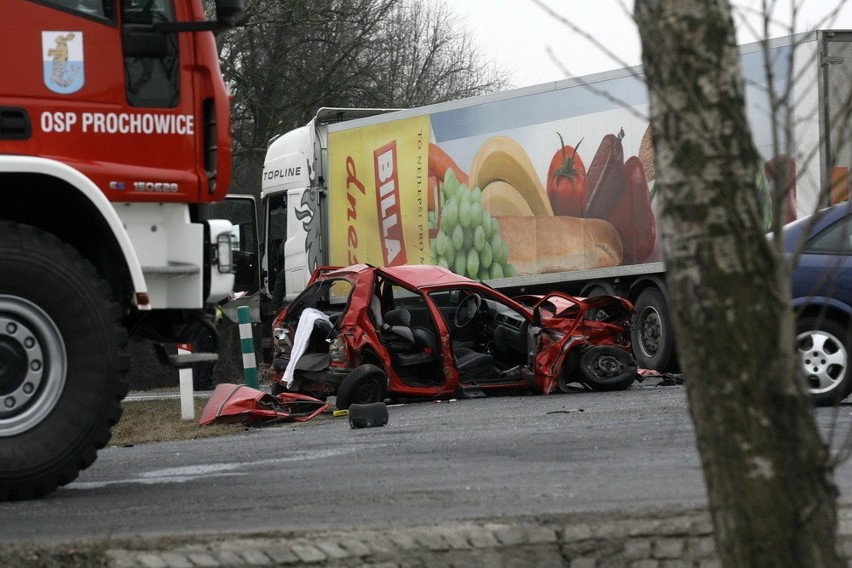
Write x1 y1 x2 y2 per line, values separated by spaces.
110 397 246 447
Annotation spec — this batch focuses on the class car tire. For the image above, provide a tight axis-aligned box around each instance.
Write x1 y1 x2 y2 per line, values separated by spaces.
631 287 676 371
348 402 389 428
579 346 637 391
0 222 129 501
796 317 852 406
335 364 388 410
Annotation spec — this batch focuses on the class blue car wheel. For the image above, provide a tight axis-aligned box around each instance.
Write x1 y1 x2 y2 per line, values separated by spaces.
797 317 852 406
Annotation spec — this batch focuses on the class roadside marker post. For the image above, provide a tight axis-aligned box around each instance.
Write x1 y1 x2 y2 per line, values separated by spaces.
237 306 259 389
177 343 195 420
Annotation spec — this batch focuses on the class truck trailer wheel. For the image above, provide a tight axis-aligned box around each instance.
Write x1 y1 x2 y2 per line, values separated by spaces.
631 287 676 371
0 222 129 500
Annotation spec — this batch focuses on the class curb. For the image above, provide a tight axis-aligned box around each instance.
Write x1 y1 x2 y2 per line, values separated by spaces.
5 505 851 567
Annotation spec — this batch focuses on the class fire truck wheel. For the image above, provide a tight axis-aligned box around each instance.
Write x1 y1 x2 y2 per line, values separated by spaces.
0 222 129 501
348 402 389 428
335 364 388 410
579 346 637 391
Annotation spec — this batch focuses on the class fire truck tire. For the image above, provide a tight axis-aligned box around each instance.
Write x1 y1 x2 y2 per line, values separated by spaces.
631 287 676 371
0 222 129 501
335 364 388 410
579 346 637 391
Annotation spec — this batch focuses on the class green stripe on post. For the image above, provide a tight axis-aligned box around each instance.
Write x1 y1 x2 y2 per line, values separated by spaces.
237 306 259 389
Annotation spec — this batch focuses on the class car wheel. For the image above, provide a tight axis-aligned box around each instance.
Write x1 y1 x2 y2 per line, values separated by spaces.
336 364 388 410
0 222 129 500
796 317 852 406
631 287 676 371
579 346 637 391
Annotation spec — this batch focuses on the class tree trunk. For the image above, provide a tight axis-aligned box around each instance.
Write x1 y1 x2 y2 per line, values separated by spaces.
634 2 840 566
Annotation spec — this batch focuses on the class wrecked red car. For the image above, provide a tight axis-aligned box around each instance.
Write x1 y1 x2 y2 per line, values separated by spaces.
269 264 636 409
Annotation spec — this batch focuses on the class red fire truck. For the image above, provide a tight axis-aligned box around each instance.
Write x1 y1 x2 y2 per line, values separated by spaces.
0 0 241 500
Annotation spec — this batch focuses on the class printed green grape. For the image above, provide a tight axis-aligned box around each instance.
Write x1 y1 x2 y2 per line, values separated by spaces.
482 210 493 239
435 231 447 257
454 249 467 275
441 197 459 232
473 225 485 251
451 223 464 251
466 249 479 278
428 172 515 279
480 241 492 269
463 226 473 250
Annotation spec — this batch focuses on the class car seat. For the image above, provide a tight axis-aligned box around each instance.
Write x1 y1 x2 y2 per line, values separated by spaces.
377 305 417 352
454 346 494 383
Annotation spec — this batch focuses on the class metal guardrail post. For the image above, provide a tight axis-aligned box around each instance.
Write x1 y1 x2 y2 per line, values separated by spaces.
237 305 259 389
177 343 195 420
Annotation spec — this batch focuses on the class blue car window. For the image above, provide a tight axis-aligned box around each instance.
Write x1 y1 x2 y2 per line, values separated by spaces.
806 216 852 254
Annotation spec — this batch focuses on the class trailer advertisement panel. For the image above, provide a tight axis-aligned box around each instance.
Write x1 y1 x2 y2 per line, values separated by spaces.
324 34 839 283
328 116 432 268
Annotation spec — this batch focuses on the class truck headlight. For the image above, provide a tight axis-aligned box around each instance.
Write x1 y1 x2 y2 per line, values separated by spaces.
216 232 234 274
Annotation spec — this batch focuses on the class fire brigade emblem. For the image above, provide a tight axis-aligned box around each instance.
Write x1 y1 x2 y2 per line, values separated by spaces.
42 31 84 94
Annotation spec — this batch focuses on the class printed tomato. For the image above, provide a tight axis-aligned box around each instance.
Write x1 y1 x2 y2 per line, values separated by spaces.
546 134 586 216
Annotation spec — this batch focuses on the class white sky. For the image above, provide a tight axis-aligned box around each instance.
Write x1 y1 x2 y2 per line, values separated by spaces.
449 0 852 87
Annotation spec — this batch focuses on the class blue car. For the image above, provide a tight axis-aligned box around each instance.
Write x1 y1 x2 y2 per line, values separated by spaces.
784 202 852 405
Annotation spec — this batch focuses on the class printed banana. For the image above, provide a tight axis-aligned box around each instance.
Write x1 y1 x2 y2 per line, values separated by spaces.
469 136 554 216
481 180 535 216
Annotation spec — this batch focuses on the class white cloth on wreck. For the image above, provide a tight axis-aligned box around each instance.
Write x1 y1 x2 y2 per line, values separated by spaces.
283 307 331 389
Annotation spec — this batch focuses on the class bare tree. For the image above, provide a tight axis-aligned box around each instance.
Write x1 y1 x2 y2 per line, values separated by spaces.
367 1 508 107
635 1 841 565
213 0 509 196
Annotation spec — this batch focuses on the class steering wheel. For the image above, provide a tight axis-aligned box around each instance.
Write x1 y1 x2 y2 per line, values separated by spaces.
454 293 482 328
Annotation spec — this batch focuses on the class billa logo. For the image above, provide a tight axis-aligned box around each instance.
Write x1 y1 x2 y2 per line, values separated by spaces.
43 31 84 94
374 141 407 266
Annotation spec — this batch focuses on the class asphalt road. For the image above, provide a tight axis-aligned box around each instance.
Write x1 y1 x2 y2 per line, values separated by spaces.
1 383 850 545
